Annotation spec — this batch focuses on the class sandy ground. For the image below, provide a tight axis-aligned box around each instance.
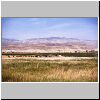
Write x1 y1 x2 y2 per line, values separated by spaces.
2 55 97 60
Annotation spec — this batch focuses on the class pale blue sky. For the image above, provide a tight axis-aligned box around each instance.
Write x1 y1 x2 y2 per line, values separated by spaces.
2 18 98 40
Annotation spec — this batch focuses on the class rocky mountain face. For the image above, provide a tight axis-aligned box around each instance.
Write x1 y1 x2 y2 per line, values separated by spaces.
2 37 98 53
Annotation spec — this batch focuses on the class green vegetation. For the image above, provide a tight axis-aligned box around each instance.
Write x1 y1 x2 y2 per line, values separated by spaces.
2 58 98 82
2 52 98 57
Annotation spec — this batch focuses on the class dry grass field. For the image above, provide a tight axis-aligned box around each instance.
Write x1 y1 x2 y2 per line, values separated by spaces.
2 56 98 82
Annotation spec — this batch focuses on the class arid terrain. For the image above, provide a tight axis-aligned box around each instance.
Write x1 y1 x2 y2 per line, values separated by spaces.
2 37 98 82
2 57 98 82
2 51 98 82
2 37 98 53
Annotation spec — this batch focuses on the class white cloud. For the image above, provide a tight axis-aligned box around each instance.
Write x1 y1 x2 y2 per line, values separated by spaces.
46 22 74 30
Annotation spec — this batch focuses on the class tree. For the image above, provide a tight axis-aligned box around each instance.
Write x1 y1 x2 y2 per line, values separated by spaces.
75 51 77 53
8 55 10 58
86 50 88 53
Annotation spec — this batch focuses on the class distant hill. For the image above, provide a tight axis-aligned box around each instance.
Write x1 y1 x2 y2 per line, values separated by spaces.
2 37 98 53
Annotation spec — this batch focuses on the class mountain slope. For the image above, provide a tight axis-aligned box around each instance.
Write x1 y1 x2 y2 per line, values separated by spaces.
2 37 98 53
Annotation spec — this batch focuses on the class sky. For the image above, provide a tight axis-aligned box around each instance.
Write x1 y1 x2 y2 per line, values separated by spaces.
2 18 98 40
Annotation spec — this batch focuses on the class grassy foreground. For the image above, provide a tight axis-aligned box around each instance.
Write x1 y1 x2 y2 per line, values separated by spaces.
2 58 98 82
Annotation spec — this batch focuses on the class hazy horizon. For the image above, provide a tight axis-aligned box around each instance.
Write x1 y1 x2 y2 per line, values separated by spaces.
2 18 98 41
2 37 98 41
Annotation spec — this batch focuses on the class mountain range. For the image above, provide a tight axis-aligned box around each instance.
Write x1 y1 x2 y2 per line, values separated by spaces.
2 37 98 53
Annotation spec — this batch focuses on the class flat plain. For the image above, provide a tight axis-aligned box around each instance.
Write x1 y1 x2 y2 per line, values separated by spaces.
2 53 98 82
